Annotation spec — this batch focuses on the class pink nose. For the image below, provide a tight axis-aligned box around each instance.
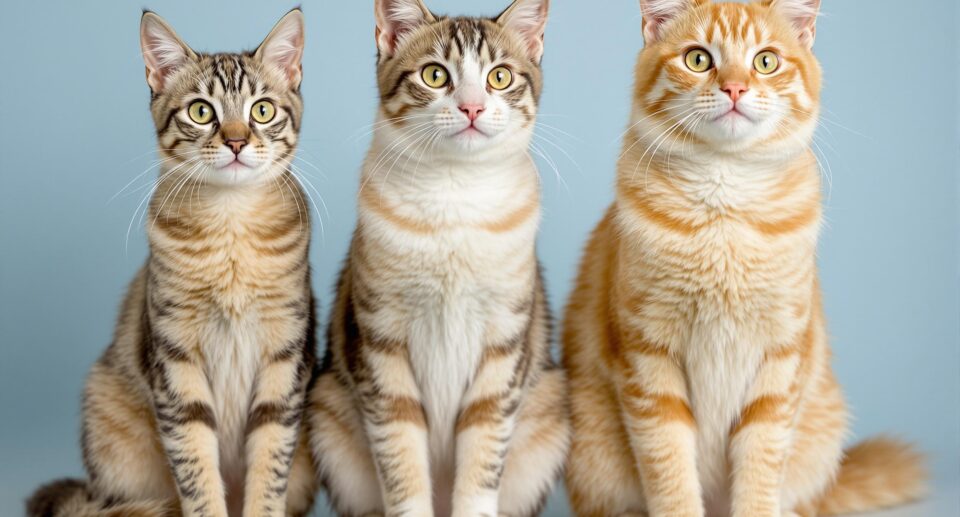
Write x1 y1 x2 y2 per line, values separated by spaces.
225 138 247 155
721 82 748 102
459 104 485 122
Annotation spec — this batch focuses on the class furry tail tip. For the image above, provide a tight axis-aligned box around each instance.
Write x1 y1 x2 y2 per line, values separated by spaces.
819 436 928 516
26 478 93 517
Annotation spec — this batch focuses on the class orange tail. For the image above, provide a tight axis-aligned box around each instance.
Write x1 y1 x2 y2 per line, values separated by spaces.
818 437 927 515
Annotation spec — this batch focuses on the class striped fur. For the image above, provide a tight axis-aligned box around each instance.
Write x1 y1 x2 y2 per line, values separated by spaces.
27 10 318 517
562 1 925 516
307 1 569 516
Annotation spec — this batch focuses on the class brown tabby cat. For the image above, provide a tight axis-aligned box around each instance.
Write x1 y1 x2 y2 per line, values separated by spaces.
27 10 318 517
562 1 926 516
306 1 570 516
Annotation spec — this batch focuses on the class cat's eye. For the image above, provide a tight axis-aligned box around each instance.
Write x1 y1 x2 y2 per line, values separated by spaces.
754 51 780 75
421 64 450 88
251 100 276 124
188 101 215 124
487 66 513 90
684 48 713 73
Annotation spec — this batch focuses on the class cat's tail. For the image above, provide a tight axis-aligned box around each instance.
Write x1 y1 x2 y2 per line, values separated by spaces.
817 437 927 515
26 478 175 517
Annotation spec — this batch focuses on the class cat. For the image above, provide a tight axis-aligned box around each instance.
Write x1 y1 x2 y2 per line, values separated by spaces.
562 1 926 516
27 9 318 517
306 1 570 516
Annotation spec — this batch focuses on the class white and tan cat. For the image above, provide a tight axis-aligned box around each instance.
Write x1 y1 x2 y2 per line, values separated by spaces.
307 1 569 516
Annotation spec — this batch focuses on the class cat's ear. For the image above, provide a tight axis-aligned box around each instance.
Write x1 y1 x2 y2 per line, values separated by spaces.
140 11 196 94
496 0 550 62
638 0 704 44
763 0 820 48
255 8 306 89
374 0 435 57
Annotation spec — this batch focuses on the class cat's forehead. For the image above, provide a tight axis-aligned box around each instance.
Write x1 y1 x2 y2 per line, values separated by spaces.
197 54 251 95
441 18 494 61
191 54 256 97
408 17 527 66
675 3 791 50
168 53 283 102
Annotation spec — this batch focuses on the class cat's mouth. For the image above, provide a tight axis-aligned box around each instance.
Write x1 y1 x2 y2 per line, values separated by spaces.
454 125 488 138
714 107 753 122
219 157 254 172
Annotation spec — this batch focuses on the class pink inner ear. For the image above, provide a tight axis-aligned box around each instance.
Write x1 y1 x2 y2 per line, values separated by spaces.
766 0 819 46
376 0 434 54
499 2 549 60
142 33 188 92
642 16 667 43
525 32 545 59
260 24 304 84
376 26 400 55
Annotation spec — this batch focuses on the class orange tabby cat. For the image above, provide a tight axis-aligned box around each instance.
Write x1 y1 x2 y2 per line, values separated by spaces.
562 1 926 516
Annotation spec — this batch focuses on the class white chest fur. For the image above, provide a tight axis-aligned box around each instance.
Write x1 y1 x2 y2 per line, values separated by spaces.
685 308 764 515
406 266 487 462
201 313 261 499
360 149 539 480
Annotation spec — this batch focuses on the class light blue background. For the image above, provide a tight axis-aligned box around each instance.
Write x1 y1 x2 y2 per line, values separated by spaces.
1 1 957 515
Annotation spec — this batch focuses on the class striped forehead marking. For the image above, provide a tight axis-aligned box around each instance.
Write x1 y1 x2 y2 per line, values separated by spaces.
701 5 766 47
438 18 500 65
202 54 257 97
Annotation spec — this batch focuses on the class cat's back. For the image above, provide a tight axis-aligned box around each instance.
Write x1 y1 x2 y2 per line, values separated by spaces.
561 206 619 376
93 265 152 391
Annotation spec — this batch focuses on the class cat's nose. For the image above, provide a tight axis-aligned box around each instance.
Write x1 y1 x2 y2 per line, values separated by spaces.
459 104 485 122
225 138 248 155
220 121 250 154
721 82 749 102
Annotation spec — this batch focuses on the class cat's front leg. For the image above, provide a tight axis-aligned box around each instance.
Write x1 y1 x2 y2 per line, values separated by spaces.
242 333 312 517
450 338 524 517
728 339 803 517
356 335 433 517
616 324 703 517
149 332 228 517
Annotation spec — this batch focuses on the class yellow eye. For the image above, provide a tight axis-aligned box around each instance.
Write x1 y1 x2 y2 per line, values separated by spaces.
187 101 215 124
421 64 449 88
487 66 513 90
684 48 713 73
754 51 780 75
251 100 276 123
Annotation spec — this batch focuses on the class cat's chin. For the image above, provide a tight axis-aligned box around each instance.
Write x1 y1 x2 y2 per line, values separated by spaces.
453 126 489 140
442 128 533 158
708 112 761 139
441 130 502 154
696 116 777 152
219 160 254 173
